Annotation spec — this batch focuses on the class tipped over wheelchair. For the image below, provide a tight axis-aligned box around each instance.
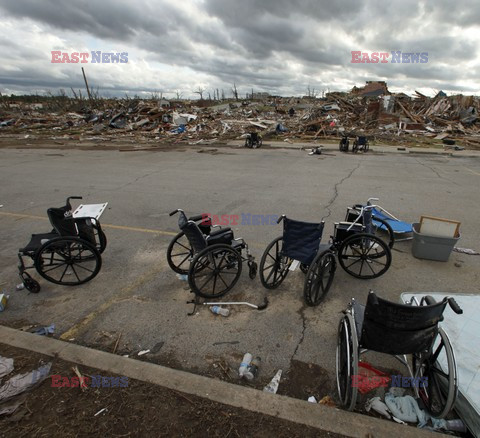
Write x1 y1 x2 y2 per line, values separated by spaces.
18 196 107 293
169 209 257 298
259 201 392 306
336 291 463 418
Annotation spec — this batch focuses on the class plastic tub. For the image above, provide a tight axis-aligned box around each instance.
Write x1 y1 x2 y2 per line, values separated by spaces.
412 223 460 262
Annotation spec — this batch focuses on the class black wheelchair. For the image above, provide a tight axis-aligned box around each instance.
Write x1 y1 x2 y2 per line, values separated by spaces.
169 209 257 298
245 132 262 149
18 196 107 293
352 136 369 153
259 212 392 306
167 214 212 275
336 291 463 418
339 135 349 152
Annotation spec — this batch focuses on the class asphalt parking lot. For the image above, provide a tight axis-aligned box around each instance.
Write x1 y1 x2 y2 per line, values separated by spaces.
1 145 479 399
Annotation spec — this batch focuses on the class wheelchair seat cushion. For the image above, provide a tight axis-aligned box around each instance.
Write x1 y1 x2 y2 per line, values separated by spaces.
207 229 234 246
209 227 232 237
20 232 58 253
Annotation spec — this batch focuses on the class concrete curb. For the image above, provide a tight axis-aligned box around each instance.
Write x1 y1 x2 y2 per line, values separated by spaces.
0 325 447 438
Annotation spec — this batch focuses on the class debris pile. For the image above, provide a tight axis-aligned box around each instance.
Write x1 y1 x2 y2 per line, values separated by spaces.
1 83 479 148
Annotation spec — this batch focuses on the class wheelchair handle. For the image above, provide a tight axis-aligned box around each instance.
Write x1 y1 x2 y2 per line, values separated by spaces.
423 295 437 306
277 214 286 224
367 197 379 206
169 209 182 216
448 298 463 314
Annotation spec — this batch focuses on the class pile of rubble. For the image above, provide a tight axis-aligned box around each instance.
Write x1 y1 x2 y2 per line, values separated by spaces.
1 83 479 148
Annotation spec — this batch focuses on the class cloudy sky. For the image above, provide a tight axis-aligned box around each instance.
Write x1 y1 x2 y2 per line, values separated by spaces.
0 0 478 98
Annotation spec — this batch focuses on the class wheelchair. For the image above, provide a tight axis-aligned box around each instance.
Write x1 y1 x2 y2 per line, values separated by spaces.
245 132 262 149
167 214 212 274
352 136 369 153
339 135 349 152
344 198 395 250
169 209 257 298
259 211 392 306
18 196 107 293
336 291 463 418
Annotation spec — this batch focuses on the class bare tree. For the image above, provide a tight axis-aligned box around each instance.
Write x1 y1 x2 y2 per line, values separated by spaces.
232 83 238 101
175 90 183 100
221 89 225 100
194 86 205 100
216 88 220 101
306 85 318 98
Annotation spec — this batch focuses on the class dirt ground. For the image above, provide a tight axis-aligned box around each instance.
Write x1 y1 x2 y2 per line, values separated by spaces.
0 345 344 438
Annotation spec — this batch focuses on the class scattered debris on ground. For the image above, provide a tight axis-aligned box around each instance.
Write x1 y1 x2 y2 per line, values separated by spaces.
0 345 343 437
1 82 479 150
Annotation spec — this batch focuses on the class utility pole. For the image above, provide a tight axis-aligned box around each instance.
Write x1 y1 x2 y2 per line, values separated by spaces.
82 67 92 100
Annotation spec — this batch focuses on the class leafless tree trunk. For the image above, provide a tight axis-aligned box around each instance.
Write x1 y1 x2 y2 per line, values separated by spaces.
232 83 238 101
194 87 205 100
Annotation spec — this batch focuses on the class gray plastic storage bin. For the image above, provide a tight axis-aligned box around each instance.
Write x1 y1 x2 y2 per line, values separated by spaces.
412 223 460 262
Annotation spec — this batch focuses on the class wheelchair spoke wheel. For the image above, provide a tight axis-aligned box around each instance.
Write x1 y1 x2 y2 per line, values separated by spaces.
188 244 242 299
413 328 457 418
34 237 101 286
338 233 391 279
167 231 193 275
372 216 395 249
304 251 336 306
259 236 292 289
336 313 358 411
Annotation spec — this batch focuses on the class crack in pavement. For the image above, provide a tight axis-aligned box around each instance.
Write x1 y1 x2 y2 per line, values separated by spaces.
321 161 361 221
413 157 460 187
116 168 162 191
292 305 308 360
291 162 361 362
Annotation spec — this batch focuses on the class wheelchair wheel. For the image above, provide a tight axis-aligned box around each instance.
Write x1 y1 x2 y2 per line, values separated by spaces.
24 277 41 293
259 236 292 289
338 233 391 279
304 251 336 306
34 237 102 286
372 216 395 249
188 244 242 299
352 140 359 153
167 231 193 275
248 260 258 279
336 313 358 411
245 137 253 148
413 328 458 418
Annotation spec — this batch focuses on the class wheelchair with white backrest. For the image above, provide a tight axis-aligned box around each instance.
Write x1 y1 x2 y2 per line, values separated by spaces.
169 209 257 298
336 291 463 418
17 196 107 293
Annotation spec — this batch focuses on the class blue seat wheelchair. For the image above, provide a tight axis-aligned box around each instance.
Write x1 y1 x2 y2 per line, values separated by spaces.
259 205 392 306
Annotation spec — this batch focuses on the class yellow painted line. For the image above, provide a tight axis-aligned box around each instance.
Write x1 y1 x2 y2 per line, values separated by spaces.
464 167 480 176
0 211 176 237
60 265 165 340
0 212 46 221
103 223 176 236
